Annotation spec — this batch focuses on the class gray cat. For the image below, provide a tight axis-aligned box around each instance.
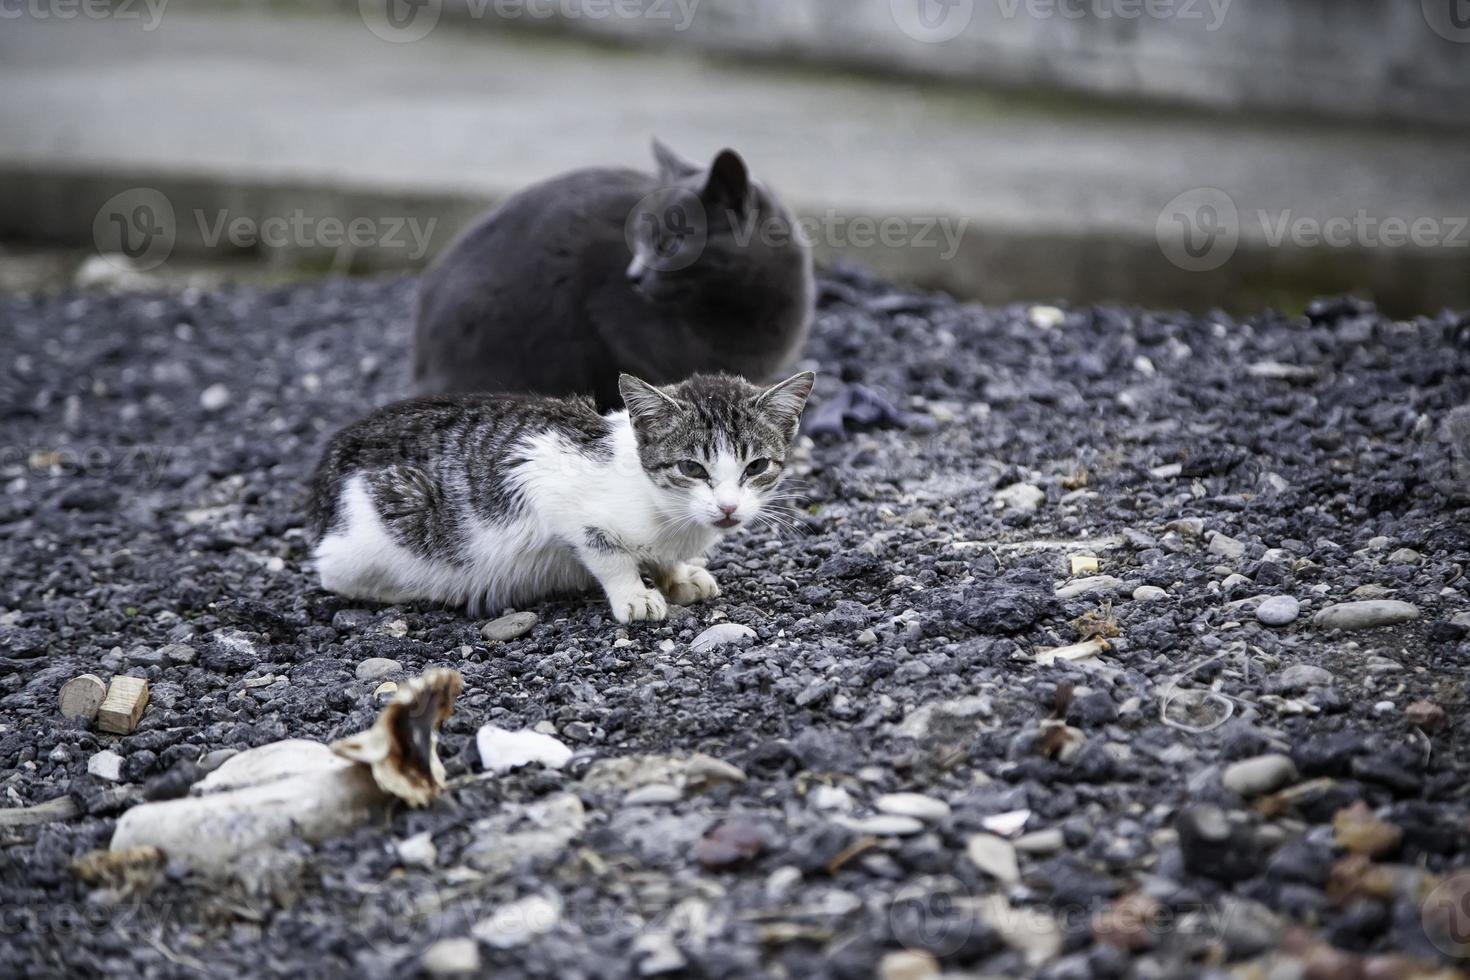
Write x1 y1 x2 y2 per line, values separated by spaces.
308 371 814 622
414 140 814 407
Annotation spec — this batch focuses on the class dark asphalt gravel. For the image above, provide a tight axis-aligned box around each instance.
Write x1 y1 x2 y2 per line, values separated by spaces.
2 268 1469 979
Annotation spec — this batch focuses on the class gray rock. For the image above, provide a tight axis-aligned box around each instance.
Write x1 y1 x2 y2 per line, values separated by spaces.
159 643 196 665
481 611 538 642
1208 533 1247 560
1270 664 1334 693
421 938 480 977
1255 595 1301 627
354 658 402 681
690 623 757 653
1055 575 1124 600
473 894 561 949
1386 547 1421 564
874 793 950 823
1313 600 1420 631
87 750 124 782
993 482 1046 515
1222 754 1298 797
1132 585 1168 602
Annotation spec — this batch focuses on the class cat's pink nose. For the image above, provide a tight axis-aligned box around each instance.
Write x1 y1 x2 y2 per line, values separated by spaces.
718 503 738 516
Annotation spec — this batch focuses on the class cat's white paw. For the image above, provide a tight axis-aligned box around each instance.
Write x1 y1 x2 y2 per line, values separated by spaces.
610 587 668 624
663 566 721 606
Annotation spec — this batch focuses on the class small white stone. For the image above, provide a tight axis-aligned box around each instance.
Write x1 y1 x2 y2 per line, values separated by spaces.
810 785 853 812
874 793 950 823
690 623 756 653
199 384 231 412
396 832 438 870
421 937 480 976
1208 533 1247 560
87 750 124 782
355 658 401 681
1132 586 1168 602
966 833 1021 883
993 483 1046 515
1028 305 1066 330
476 727 573 775
1374 700 1396 715
473 894 562 949
981 809 1032 837
624 783 683 806
837 814 925 836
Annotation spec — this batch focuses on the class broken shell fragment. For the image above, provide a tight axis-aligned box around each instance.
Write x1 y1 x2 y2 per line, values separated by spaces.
108 669 463 877
331 668 463 808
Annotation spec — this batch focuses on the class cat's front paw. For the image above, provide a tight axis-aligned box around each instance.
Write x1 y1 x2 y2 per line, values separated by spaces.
663 565 721 607
610 587 668 624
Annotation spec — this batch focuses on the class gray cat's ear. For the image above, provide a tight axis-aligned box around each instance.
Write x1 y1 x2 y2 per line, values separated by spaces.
703 149 750 213
755 371 815 436
652 138 700 180
619 374 679 429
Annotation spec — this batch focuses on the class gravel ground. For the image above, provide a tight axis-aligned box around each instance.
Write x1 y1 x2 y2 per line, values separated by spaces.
2 268 1470 979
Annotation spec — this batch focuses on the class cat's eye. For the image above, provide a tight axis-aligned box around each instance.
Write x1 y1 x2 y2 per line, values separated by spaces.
743 458 773 479
677 460 709 480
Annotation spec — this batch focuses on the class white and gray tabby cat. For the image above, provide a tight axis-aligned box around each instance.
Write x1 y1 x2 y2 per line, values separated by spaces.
308 372 814 623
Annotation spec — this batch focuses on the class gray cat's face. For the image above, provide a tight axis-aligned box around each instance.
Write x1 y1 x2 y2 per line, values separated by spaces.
619 372 815 533
625 143 803 303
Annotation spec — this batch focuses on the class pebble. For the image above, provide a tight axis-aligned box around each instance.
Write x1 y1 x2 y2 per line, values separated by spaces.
159 643 196 665
354 658 401 681
624 783 682 806
836 815 925 836
1132 585 1167 602
1386 547 1421 564
480 611 538 642
198 383 231 412
878 950 940 980
993 482 1046 515
1208 532 1247 560
473 894 562 949
690 623 756 653
476 726 573 775
874 793 950 823
1055 575 1124 600
1222 754 1299 797
1270 664 1334 693
856 628 878 646
966 833 1021 883
421 938 480 977
395 832 437 869
87 750 124 782
1255 595 1301 626
1015 828 1065 855
1312 600 1420 631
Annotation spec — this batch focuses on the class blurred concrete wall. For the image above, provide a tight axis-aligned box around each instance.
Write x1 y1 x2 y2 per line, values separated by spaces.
434 0 1470 128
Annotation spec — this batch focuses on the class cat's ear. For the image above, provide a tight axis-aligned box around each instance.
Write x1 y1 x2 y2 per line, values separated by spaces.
652 138 701 181
620 374 679 431
755 371 815 438
702 149 750 214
